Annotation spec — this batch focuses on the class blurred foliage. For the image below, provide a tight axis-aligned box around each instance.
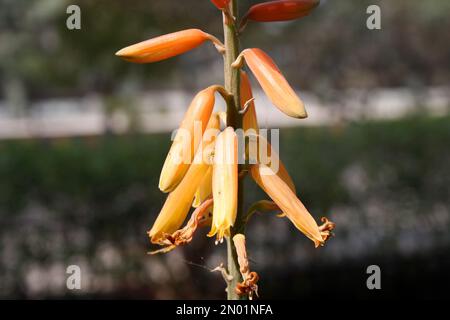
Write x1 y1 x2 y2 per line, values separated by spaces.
0 116 449 298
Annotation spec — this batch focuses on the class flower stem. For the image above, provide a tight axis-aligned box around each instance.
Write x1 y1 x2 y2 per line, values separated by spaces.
223 0 245 300
223 2 241 130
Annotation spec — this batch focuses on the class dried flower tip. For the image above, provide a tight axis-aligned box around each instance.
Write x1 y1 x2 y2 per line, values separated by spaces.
149 198 213 254
318 217 335 244
235 271 260 300
233 234 250 276
233 234 259 300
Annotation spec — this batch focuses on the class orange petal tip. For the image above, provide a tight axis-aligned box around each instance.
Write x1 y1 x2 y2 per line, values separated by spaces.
240 48 308 119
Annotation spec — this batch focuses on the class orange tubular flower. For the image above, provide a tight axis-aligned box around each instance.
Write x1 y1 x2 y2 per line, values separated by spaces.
208 127 238 243
116 29 221 64
251 162 324 247
159 87 216 193
235 48 307 119
149 116 219 243
210 0 230 10
240 71 259 132
258 135 296 193
243 0 319 23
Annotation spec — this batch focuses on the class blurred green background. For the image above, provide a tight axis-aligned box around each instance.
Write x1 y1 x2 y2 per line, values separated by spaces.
0 0 449 299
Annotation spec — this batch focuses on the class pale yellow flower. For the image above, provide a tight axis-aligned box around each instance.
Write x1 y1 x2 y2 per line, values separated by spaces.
208 127 238 242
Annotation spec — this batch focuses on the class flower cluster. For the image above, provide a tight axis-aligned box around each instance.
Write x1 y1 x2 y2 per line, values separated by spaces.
116 0 333 299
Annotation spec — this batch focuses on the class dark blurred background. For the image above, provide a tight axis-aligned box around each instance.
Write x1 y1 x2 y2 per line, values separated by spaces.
0 0 449 299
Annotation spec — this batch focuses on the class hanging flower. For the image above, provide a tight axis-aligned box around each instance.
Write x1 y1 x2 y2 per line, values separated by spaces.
116 29 223 63
257 135 297 192
192 113 221 207
242 0 319 26
149 115 220 243
149 159 211 243
159 87 217 193
117 0 335 300
150 198 214 254
234 48 307 119
251 158 332 247
208 127 238 243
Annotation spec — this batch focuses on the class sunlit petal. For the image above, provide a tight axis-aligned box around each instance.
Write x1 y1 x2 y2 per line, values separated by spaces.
243 0 319 23
240 48 307 119
251 161 324 247
116 29 217 63
159 87 216 193
208 127 238 242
